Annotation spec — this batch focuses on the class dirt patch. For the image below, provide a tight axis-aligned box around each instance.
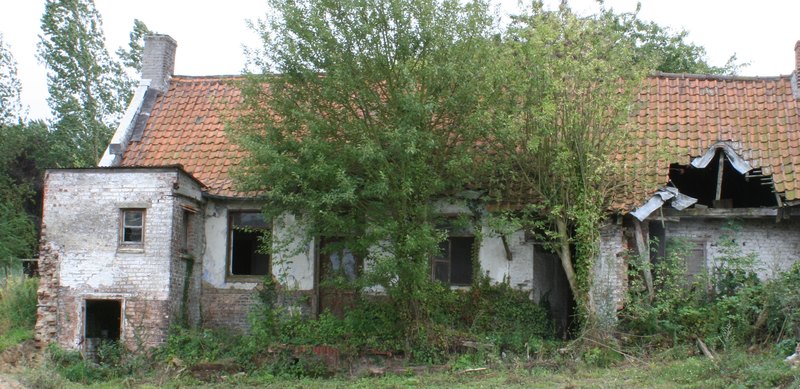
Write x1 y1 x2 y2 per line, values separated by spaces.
0 340 40 373
0 374 26 389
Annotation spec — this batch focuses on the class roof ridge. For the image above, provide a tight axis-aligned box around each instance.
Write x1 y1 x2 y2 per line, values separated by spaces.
171 74 245 80
650 71 791 82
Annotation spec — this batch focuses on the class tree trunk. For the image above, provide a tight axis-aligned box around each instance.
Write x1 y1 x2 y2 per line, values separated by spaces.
555 218 579 298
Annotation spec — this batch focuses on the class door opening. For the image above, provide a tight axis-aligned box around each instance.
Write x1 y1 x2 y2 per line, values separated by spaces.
84 299 121 360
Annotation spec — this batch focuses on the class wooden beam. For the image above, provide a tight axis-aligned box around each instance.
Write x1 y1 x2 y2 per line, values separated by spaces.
660 207 789 218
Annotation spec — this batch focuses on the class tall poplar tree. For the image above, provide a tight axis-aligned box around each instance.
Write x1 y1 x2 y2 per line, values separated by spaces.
0 33 23 125
38 0 128 167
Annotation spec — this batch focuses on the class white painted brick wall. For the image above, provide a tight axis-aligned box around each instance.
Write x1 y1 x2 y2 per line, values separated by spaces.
591 222 627 329
43 170 179 299
664 218 800 280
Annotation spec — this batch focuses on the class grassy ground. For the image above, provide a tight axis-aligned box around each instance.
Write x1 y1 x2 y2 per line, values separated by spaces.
13 347 799 388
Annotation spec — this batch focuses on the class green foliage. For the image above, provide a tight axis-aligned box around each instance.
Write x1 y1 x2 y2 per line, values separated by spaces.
487 2 658 329
235 0 500 336
622 223 800 350
581 346 623 368
157 326 258 369
116 19 151 72
0 32 22 125
46 342 150 384
38 0 130 166
0 276 38 336
263 349 331 379
606 9 746 75
0 121 62 264
467 277 553 354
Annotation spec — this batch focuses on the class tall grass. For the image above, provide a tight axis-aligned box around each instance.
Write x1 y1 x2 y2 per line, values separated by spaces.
0 276 39 350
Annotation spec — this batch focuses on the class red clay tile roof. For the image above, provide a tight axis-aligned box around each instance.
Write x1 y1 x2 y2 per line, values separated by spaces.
121 76 249 197
634 72 800 203
121 72 800 208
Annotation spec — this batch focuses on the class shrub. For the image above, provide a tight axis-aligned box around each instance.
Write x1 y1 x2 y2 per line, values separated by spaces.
0 276 38 333
621 224 800 349
157 326 259 369
467 277 554 354
0 276 38 351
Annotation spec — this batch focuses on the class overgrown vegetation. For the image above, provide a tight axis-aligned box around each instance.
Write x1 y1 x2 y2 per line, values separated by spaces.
0 276 38 351
622 222 800 353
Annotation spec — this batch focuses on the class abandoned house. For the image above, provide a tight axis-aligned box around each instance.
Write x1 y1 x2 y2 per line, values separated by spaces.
33 34 800 353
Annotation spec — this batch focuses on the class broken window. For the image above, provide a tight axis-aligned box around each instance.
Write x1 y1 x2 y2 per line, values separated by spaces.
228 211 270 277
318 237 361 317
319 237 360 282
432 236 475 286
120 209 144 244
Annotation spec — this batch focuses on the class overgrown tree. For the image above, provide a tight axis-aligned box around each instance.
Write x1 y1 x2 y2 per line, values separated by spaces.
486 2 663 332
0 33 23 125
38 0 129 167
621 16 746 75
0 121 55 272
234 0 499 339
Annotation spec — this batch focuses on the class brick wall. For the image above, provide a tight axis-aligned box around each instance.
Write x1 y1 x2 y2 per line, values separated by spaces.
36 168 202 351
663 218 800 280
201 285 258 331
590 222 628 330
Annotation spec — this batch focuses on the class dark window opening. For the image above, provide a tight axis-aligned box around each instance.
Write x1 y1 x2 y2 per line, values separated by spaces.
432 236 474 286
121 209 144 244
22 259 38 277
85 300 121 341
669 150 777 208
181 210 194 255
229 211 270 277
648 221 666 264
533 244 576 339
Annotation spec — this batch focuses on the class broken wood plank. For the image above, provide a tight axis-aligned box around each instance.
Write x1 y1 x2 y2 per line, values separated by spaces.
457 367 489 374
697 338 717 363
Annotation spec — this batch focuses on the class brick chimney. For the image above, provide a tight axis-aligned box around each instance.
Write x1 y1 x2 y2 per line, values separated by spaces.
141 34 177 93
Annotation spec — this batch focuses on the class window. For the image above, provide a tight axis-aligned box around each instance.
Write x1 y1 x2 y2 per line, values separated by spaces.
120 209 144 244
685 239 707 285
181 209 194 255
228 211 270 277
432 236 474 286
319 237 360 282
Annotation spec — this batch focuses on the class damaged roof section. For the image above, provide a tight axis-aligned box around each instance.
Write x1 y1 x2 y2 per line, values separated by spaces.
631 186 697 221
629 72 800 212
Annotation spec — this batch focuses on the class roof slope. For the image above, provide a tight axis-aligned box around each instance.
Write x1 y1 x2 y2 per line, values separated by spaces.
634 73 800 202
120 73 800 206
121 76 247 197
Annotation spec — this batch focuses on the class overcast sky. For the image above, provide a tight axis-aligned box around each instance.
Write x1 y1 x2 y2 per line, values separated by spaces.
1 0 799 121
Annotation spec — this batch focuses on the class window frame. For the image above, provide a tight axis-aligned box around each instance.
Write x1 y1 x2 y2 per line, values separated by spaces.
225 210 271 282
432 232 475 287
119 208 145 249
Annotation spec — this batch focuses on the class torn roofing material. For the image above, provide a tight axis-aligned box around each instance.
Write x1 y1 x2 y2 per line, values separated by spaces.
690 142 753 174
631 186 697 221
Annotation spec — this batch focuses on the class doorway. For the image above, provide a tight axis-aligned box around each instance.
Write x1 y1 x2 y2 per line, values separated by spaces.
84 299 121 359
